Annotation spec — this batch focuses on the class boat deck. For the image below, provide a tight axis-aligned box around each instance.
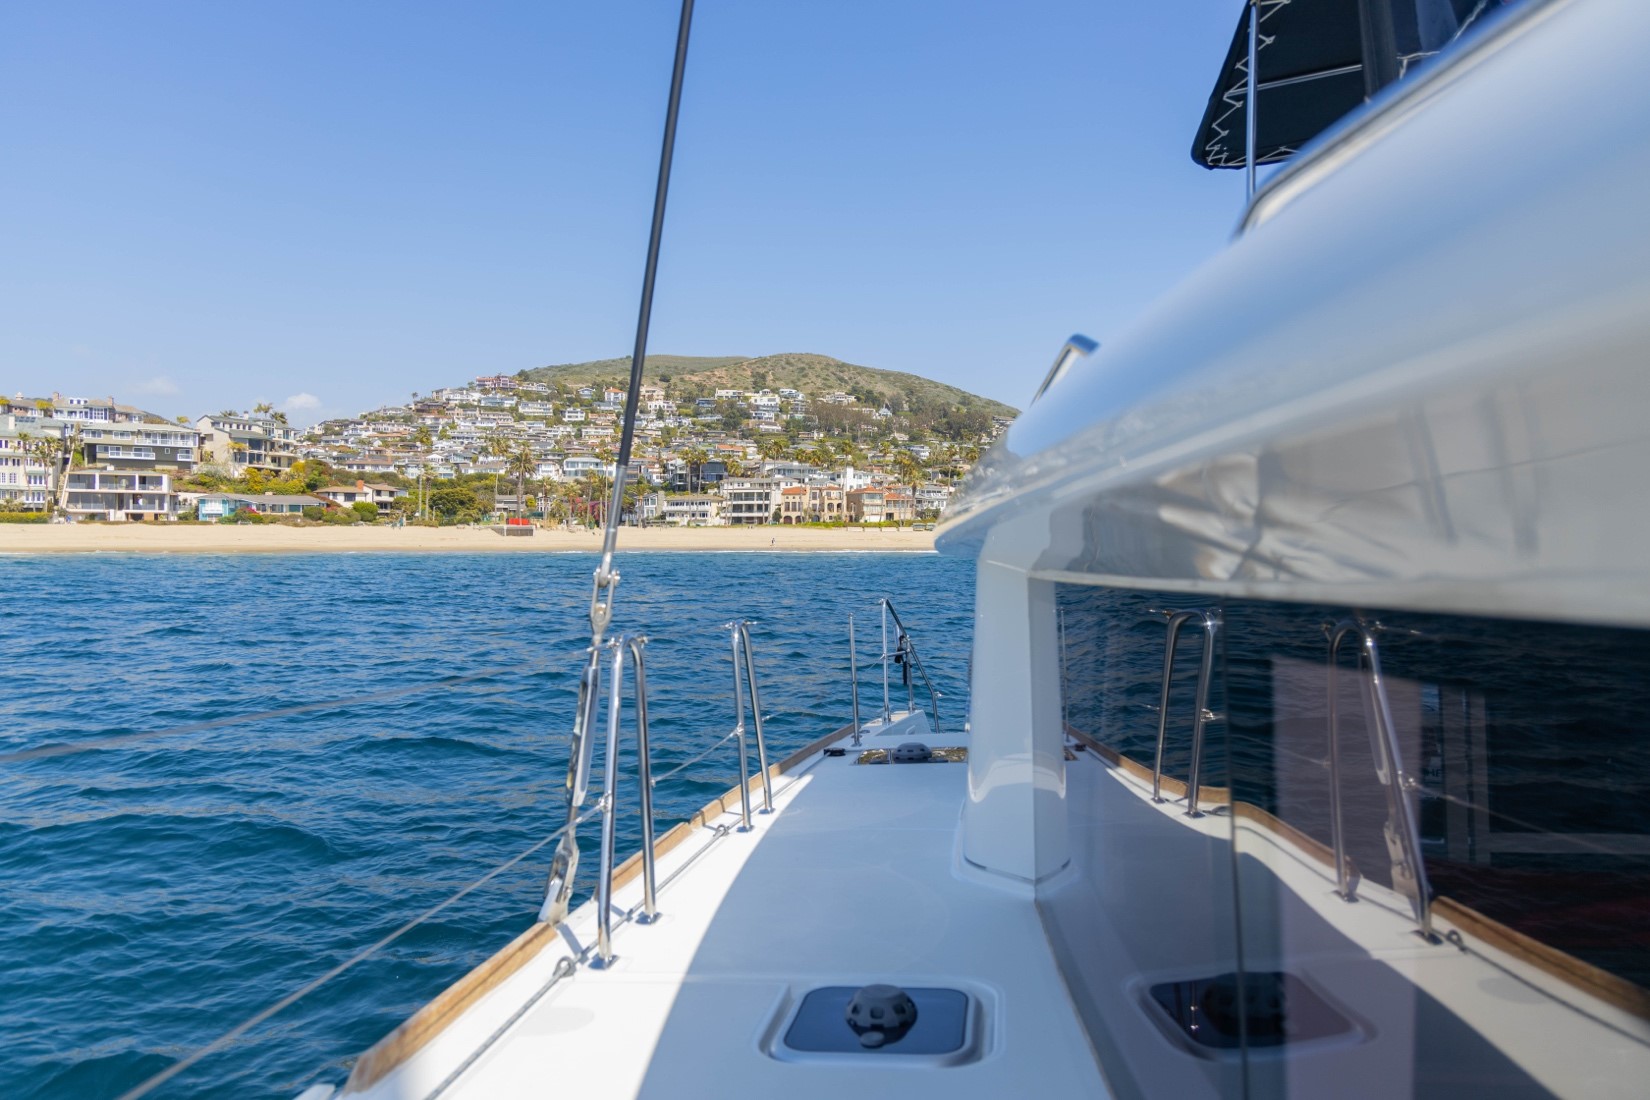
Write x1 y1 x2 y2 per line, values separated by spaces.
340 714 1107 1099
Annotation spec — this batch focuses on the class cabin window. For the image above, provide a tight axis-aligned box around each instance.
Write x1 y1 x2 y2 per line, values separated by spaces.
1047 582 1650 1095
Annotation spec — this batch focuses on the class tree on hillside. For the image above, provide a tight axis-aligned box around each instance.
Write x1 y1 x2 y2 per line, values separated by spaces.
797 445 833 470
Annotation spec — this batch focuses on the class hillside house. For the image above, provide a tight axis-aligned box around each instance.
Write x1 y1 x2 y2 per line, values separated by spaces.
722 477 784 525
808 484 845 522
641 492 724 526
63 470 177 521
315 481 407 510
779 485 808 524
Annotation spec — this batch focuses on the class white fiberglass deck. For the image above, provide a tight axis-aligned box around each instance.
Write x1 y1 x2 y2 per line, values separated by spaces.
343 714 1107 1100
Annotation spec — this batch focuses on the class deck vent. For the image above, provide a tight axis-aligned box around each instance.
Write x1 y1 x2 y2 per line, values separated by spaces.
774 985 980 1064
891 741 931 763
846 983 918 1047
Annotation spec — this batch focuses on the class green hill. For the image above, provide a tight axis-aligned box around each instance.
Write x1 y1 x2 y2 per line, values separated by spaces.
521 352 1018 420
524 355 751 389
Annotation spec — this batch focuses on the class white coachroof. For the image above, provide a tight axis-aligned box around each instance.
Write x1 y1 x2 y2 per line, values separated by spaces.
944 0 1650 630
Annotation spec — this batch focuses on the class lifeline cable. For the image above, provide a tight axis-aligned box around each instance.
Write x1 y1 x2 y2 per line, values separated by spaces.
112 804 602 1100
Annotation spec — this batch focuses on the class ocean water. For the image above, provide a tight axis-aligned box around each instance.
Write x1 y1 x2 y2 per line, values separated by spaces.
0 551 975 1100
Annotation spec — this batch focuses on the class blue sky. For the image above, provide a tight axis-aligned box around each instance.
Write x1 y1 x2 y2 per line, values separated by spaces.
0 1 1245 424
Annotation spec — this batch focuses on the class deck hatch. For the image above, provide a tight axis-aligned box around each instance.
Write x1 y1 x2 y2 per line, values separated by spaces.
1147 971 1356 1051
774 986 980 1064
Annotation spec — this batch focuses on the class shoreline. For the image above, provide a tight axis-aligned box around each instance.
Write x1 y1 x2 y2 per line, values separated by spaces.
0 523 938 555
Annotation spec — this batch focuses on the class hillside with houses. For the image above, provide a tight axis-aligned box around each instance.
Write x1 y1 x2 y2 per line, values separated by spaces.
1 356 1015 525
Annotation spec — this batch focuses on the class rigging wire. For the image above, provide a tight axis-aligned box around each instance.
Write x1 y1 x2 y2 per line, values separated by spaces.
112 803 603 1100
544 0 695 931
588 0 694 644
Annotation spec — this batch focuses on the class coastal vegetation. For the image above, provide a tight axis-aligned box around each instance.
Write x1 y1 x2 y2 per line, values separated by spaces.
522 352 1015 440
4 350 1010 524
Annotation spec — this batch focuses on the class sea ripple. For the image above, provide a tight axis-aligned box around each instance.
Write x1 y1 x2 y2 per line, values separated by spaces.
0 550 974 1099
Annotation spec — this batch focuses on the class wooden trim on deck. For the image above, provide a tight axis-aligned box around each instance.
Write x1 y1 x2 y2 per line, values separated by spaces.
342 721 855 1094
1066 724 1230 806
1432 896 1650 1022
344 920 559 1093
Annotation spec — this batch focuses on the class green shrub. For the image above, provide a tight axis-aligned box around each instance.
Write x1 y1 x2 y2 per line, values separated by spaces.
351 501 379 523
429 485 479 519
0 511 48 523
322 508 354 525
301 506 324 521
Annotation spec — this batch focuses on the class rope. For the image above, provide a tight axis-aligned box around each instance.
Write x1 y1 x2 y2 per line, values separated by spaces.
113 803 602 1100
0 664 549 765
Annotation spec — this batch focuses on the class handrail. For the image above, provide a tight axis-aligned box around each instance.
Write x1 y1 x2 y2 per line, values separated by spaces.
553 617 777 960
728 620 774 828
1148 608 1222 816
627 636 659 924
1327 620 1435 941
541 633 661 966
880 598 942 734
848 613 863 747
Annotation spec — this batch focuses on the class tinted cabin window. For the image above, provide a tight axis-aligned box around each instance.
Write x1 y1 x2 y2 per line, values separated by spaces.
1050 582 1650 1096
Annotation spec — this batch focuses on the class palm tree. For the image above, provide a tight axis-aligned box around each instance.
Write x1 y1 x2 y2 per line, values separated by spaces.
593 442 618 523
506 444 536 518
680 445 710 493
892 451 925 527
253 401 275 417
24 434 63 515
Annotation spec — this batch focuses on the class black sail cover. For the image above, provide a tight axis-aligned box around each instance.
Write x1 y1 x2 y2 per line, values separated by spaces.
1192 0 1523 169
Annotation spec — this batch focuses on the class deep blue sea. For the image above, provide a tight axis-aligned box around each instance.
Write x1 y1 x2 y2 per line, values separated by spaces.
0 551 974 1100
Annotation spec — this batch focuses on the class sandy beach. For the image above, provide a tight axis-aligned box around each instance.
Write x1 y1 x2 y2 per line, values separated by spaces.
0 522 938 555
